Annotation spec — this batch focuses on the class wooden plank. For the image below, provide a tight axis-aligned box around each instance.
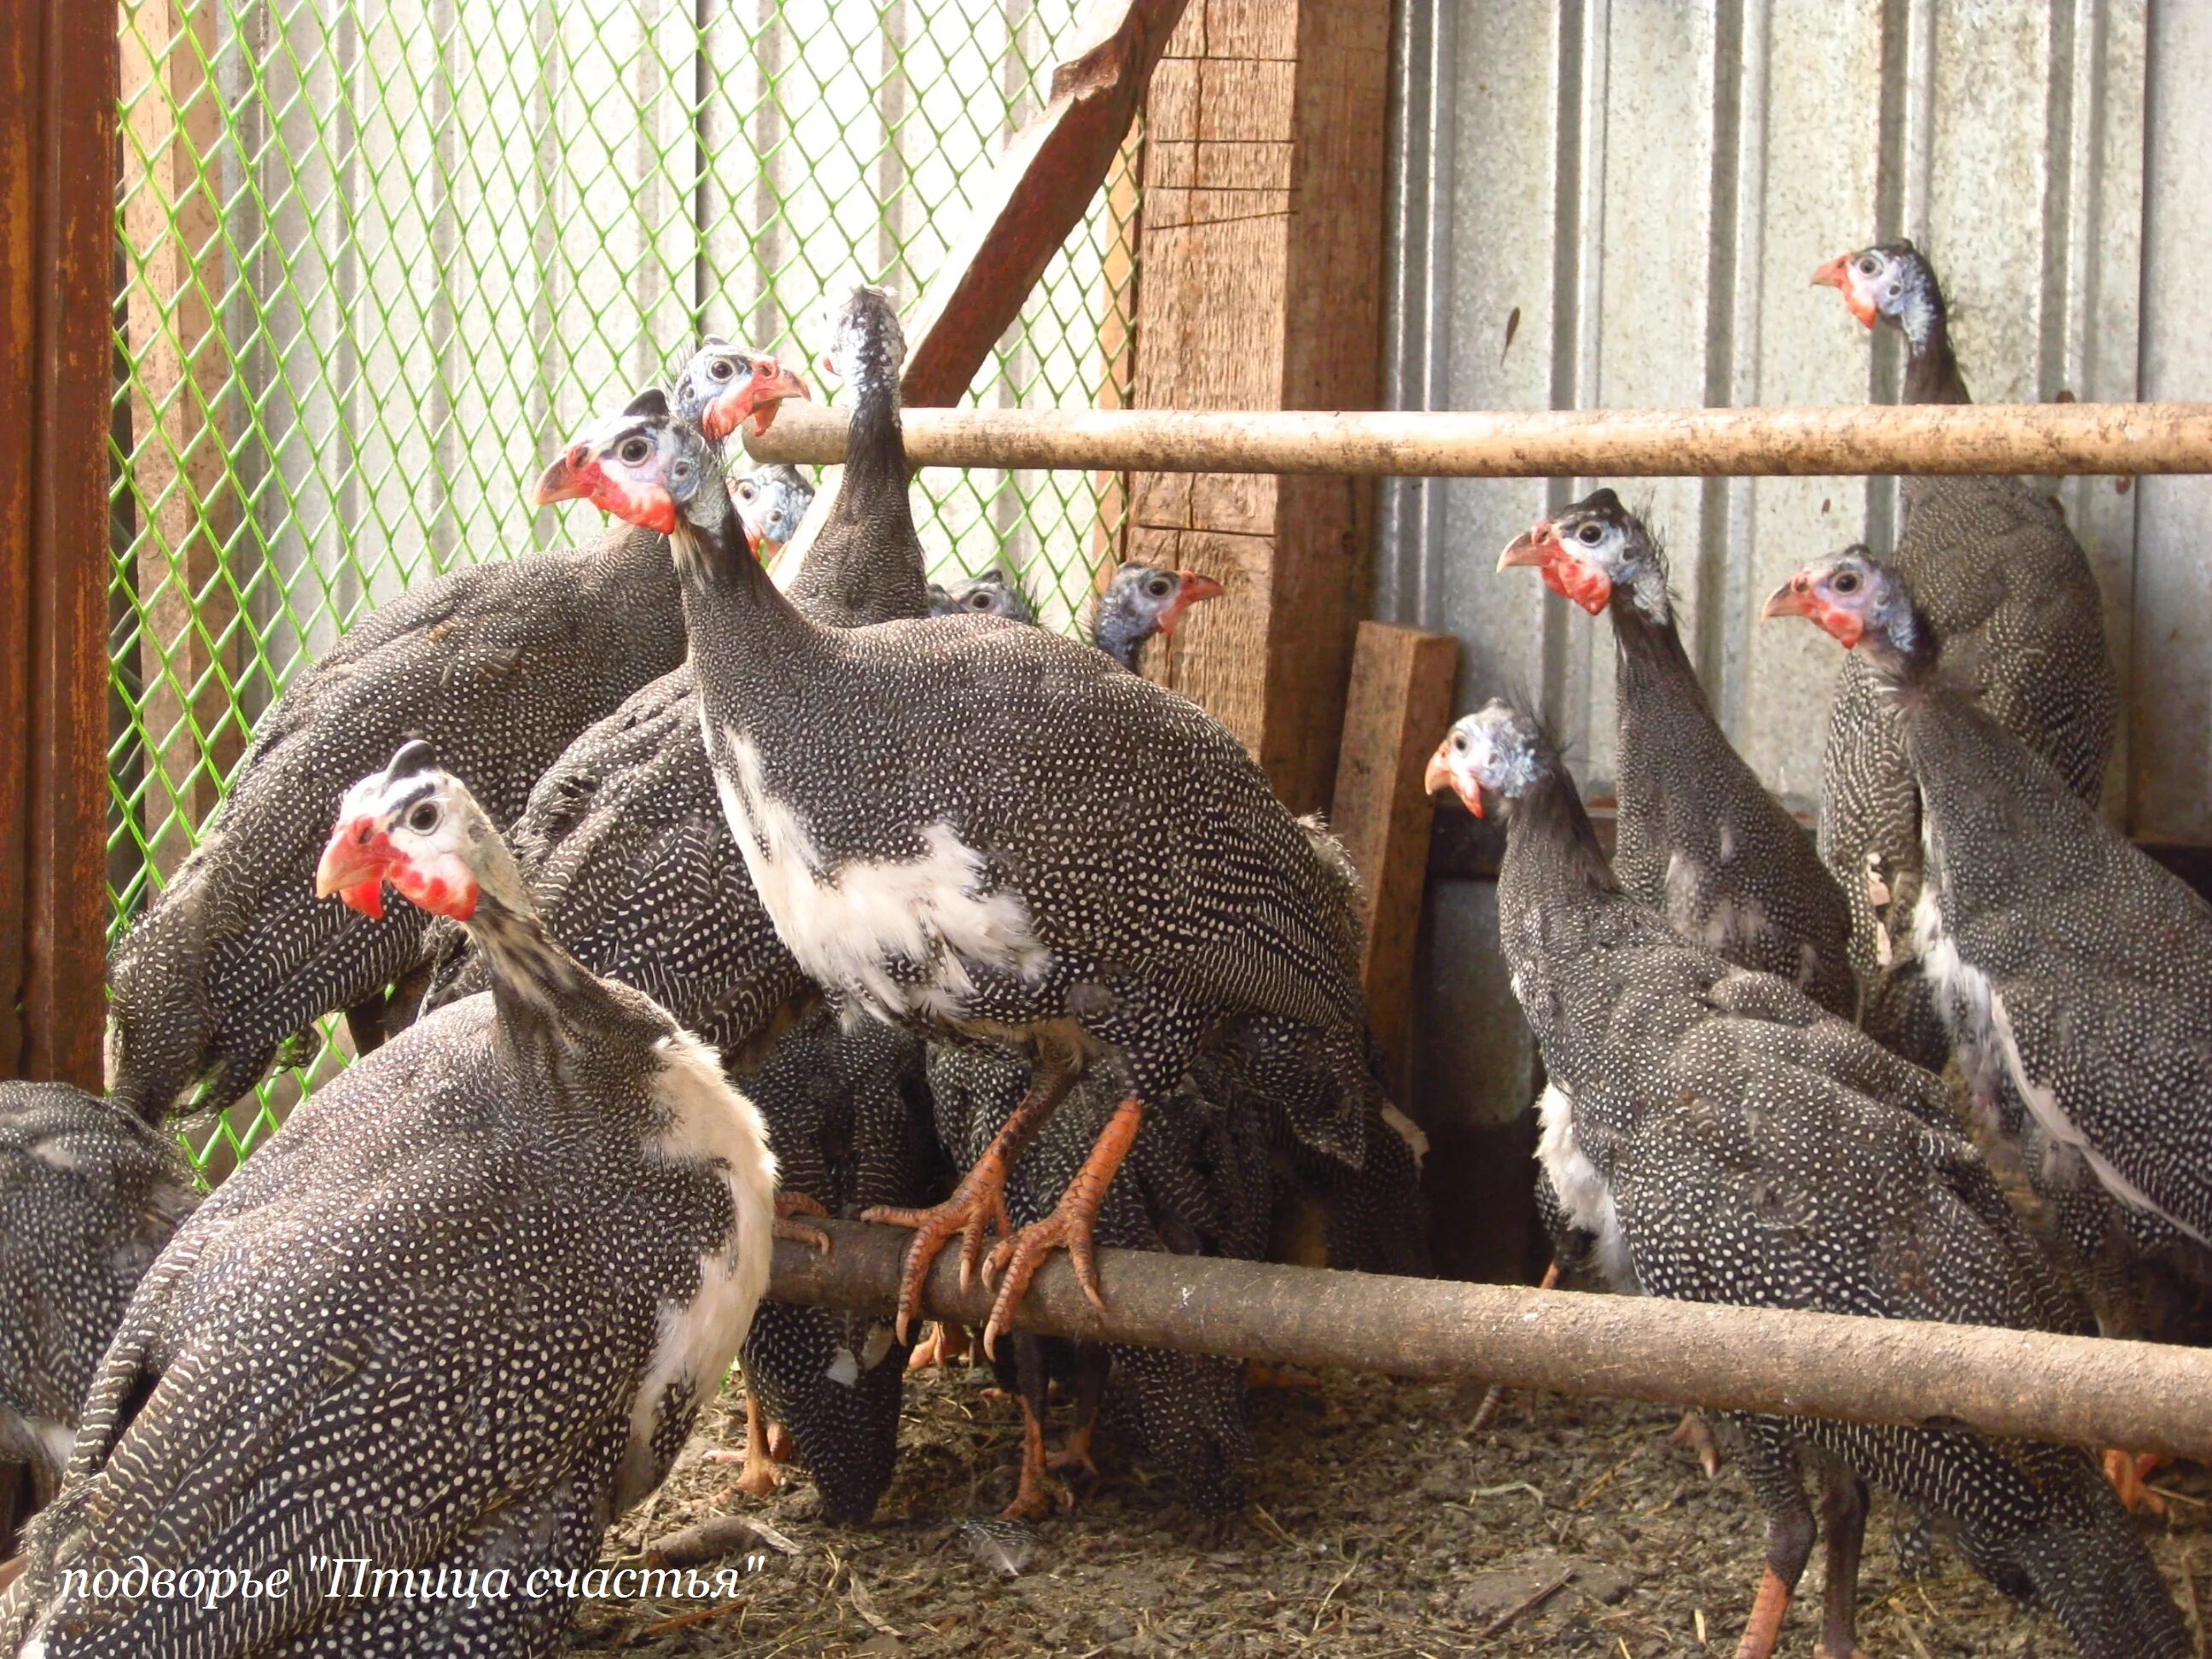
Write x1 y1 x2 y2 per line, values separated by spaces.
0 0 40 1074
748 396 2212 478
772 0 1190 580
22 0 118 1087
775 1217 2212 1464
1127 0 1394 817
1087 126 1145 591
1327 621 1458 1085
119 0 240 875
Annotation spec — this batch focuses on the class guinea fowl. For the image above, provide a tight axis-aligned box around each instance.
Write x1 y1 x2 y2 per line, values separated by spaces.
734 462 815 557
103 339 804 1121
1089 563 1225 673
1426 699 2188 1659
928 567 1036 625
0 1084 198 1538
1811 238 2116 1068
423 286 942 1525
1769 549 2212 1496
1498 487 1854 1016
2 743 777 1656
536 392 1374 1355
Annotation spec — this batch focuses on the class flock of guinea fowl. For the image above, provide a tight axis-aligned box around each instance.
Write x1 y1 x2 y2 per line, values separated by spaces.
0 234 2207 1659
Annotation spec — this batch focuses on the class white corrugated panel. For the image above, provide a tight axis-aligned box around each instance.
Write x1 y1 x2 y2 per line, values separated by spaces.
1379 0 2204 838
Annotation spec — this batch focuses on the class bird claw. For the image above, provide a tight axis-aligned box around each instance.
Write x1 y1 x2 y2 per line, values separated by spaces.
2102 1448 2169 1515
982 1208 1103 1359
863 1167 1014 1344
1668 1410 1722 1479
773 1190 833 1253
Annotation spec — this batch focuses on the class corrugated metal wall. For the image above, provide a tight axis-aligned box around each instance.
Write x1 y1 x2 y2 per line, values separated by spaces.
1378 0 2212 839
1377 2 2209 1165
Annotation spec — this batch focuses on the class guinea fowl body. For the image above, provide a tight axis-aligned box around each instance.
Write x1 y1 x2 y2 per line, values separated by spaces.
0 1084 199 1523
1500 490 1854 1016
1432 701 2186 1659
1813 240 2116 1068
1778 550 2212 1342
428 289 941 1524
2 750 776 1658
105 523 685 1119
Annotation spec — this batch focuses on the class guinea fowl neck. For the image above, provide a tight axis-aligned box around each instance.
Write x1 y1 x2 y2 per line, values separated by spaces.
1896 282 1970 405
1607 585 1706 712
795 302 931 624
1091 597 1147 672
671 472 830 694
455 836 631 1046
1500 767 1621 911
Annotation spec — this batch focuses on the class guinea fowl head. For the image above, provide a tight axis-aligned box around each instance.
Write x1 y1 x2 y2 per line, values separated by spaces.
669 337 811 444
316 741 509 922
732 463 814 555
533 391 733 544
1423 700 1549 819
1495 487 1664 619
1813 240 1943 340
1763 545 1932 675
812 283 905 392
1094 562 1227 669
929 567 1037 624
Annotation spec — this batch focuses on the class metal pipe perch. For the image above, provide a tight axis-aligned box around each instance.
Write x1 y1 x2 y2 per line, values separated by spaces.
744 399 2212 477
771 1219 2212 1461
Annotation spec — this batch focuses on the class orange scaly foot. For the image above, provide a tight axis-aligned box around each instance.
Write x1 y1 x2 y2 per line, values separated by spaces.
1046 1417 1098 1481
1243 1361 1323 1391
2102 1448 2170 1515
981 1096 1144 1356
865 1062 1076 1343
774 1190 832 1252
1734 1565 1795 1659
906 1322 974 1374
713 1386 786 1498
1001 1403 1069 1521
1671 1411 1723 1479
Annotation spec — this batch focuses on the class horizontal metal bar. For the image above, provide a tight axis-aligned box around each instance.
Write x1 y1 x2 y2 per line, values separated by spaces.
771 1219 2212 1460
742 399 2212 476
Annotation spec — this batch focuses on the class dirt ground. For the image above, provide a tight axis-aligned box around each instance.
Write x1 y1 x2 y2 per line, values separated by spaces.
573 1359 2210 1657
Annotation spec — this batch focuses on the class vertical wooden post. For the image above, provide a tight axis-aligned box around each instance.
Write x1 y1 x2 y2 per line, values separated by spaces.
1 0 118 1086
1125 0 1394 816
119 0 239 876
1088 126 1144 591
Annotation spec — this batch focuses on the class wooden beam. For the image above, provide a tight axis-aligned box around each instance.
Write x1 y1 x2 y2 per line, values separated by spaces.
1124 0 1394 816
117 0 242 876
17 0 116 1086
774 0 1190 577
748 397 2212 479
0 0 41 1075
772 1219 2212 1463
1327 621 1458 1085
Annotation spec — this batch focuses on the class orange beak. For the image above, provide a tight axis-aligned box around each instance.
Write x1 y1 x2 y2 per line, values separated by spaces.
531 445 594 509
1156 570 1227 637
1496 524 1558 571
700 357 812 443
1423 743 1481 818
1810 253 1850 290
1761 575 1814 620
315 818 396 917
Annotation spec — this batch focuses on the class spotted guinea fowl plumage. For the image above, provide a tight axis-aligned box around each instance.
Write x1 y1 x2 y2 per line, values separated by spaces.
1 744 777 1658
1428 699 2186 1659
0 1084 198 1524
1498 487 1854 1016
1812 240 2117 1068
426 287 940 1525
539 364 1371 1352
1771 549 2212 1344
101 337 805 1123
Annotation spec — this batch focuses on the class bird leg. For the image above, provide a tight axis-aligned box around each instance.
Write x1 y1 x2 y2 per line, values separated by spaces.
723 1385 786 1498
1733 1499 1816 1659
1813 1468 1871 1659
2101 1448 2170 1515
981 1095 1144 1356
1467 1260 1562 1431
1048 1348 1110 1480
774 1190 832 1252
864 1056 1077 1343
1001 1339 1070 1520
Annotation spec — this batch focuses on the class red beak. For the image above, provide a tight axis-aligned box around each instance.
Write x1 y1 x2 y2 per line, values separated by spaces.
1156 570 1227 637
315 818 396 917
1810 253 1850 290
699 357 812 444
532 445 595 509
